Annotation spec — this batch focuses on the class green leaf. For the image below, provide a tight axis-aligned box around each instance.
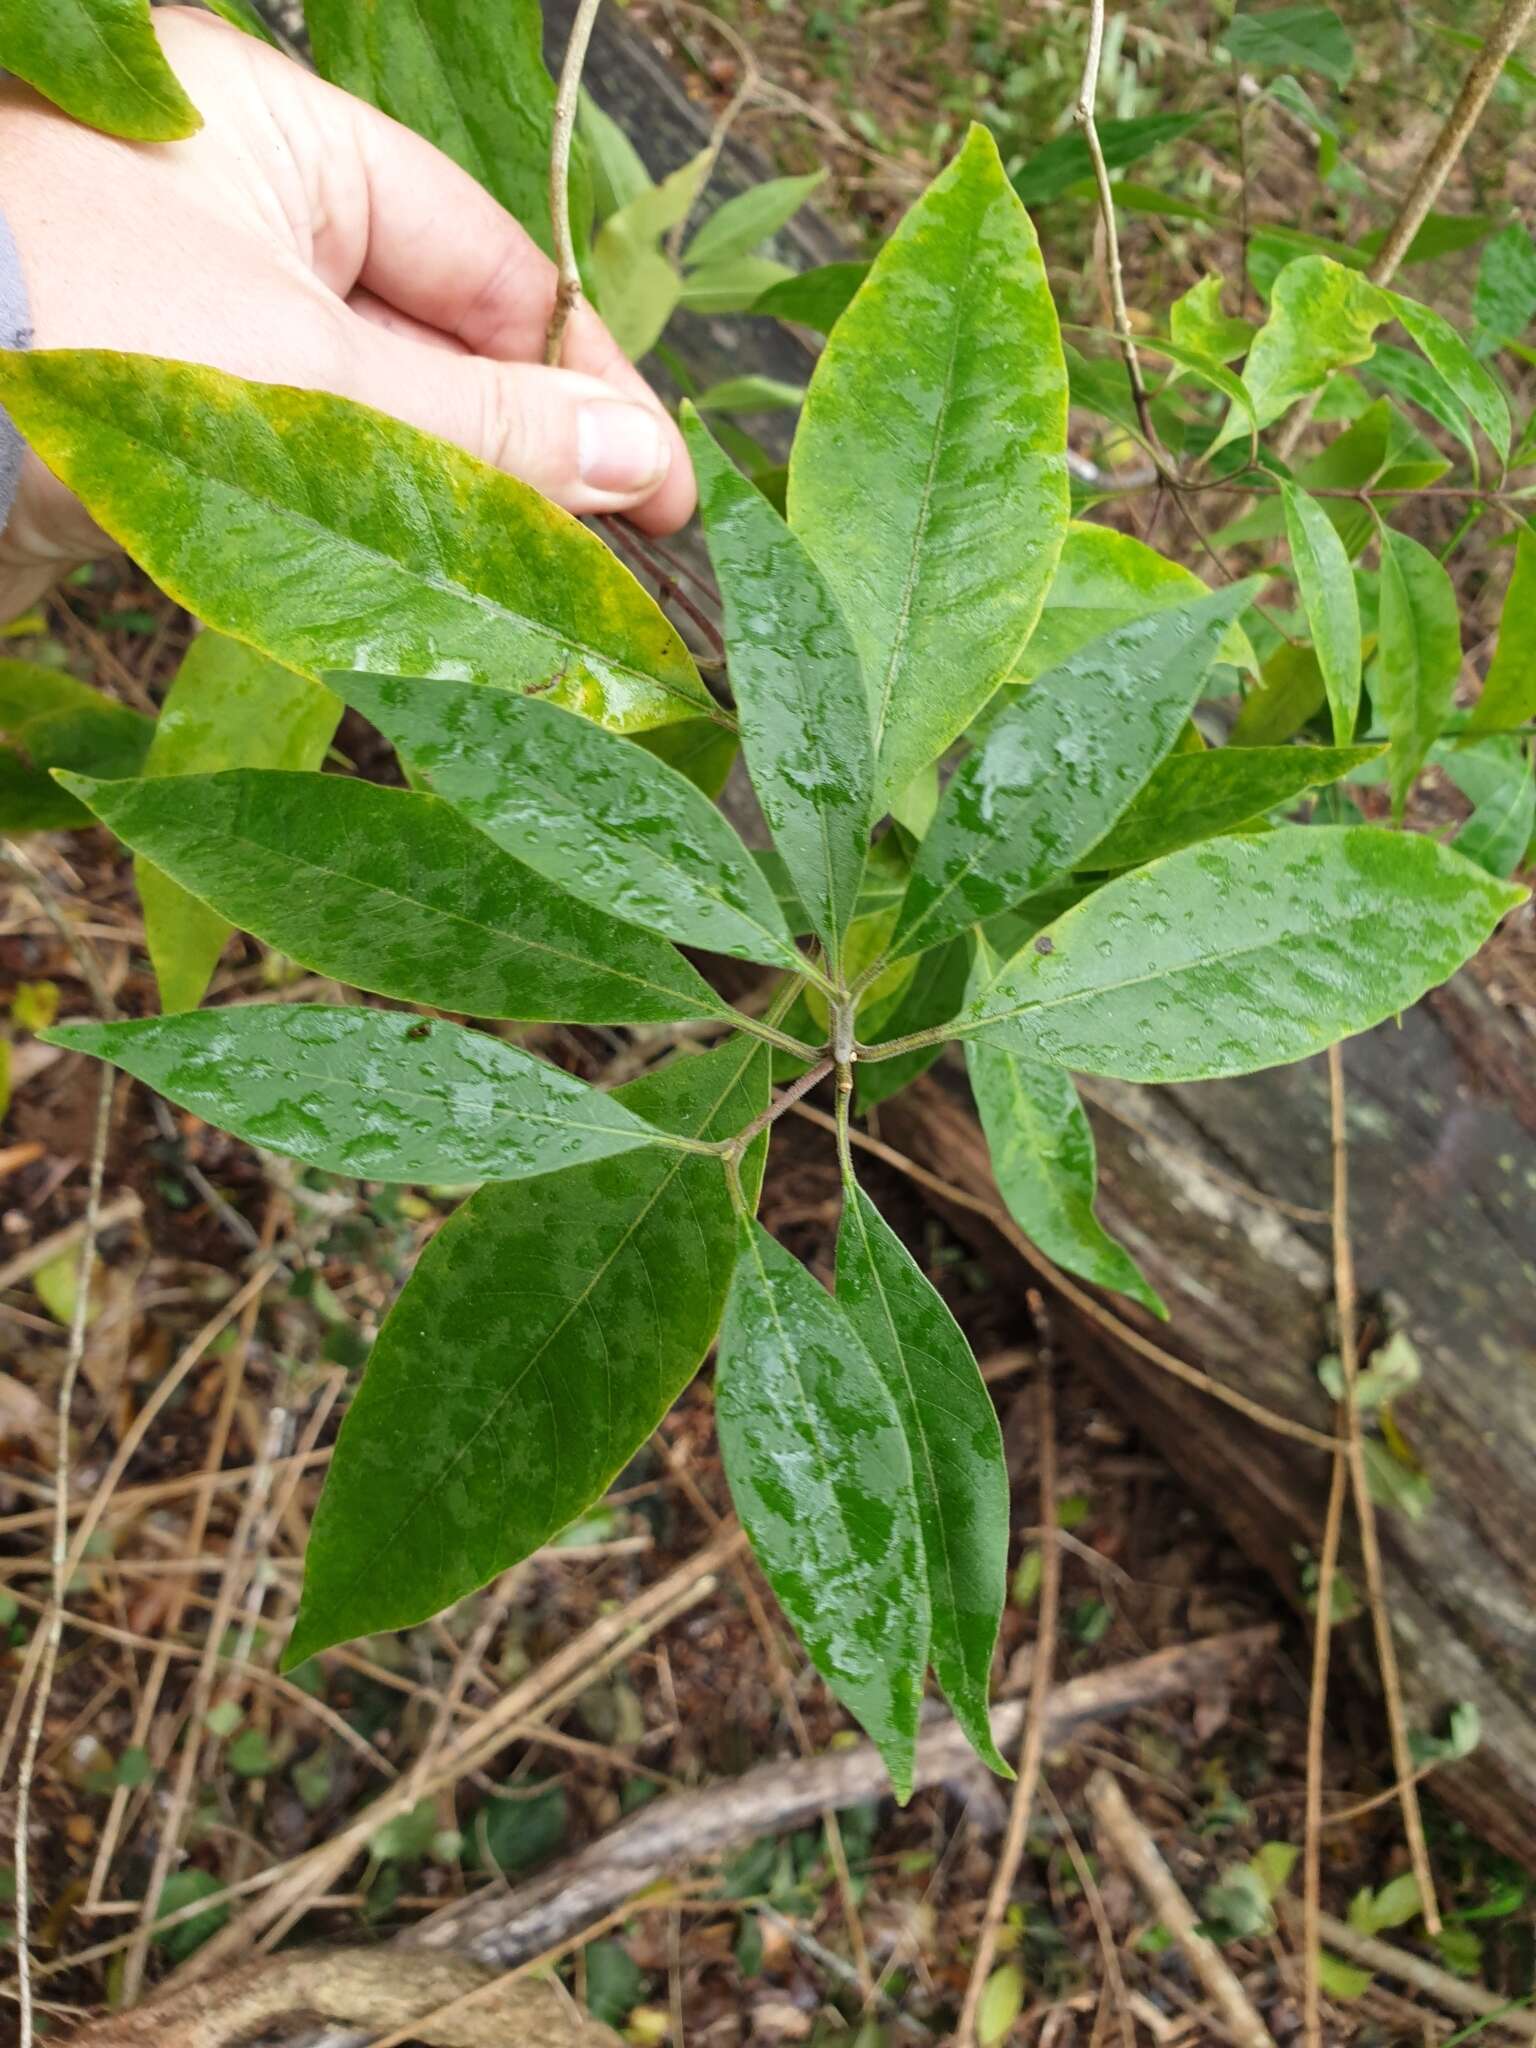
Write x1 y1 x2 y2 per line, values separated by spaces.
893 583 1260 960
1282 483 1362 742
199 0 277 42
153 1870 228 1963
1009 523 1257 688
289 1037 769 1661
1011 114 1200 206
304 0 587 258
0 353 713 736
683 409 873 974
44 1006 673 1183
966 939 1162 1315
0 660 153 832
1350 1872 1423 1935
62 770 728 1027
753 263 872 334
1465 526 1536 736
1081 745 1382 870
1474 223 1536 356
856 936 973 1110
1221 6 1354 84
977 1963 1025 2046
1365 343 1478 466
695 376 807 415
329 672 799 971
0 0 201 140
579 92 652 218
1169 277 1256 364
1220 256 1391 447
957 827 1523 1082
1377 524 1462 816
1316 1951 1373 1999
588 231 681 361
685 172 826 270
678 255 793 315
1231 643 1328 746
137 634 339 1013
788 124 1070 805
1453 741 1535 878
717 1222 929 1799
836 1182 1009 1773
1388 295 1511 458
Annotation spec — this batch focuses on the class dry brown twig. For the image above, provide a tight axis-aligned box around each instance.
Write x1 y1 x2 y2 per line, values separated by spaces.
1087 1769 1279 2048
956 1360 1061 2045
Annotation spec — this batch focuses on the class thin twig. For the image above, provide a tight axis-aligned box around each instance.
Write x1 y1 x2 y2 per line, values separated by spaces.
1088 1769 1280 2048
1281 1903 1536 2039
1042 1779 1135 2048
545 0 604 365
1328 1045 1439 1936
1301 1431 1349 2048
956 1363 1060 2045
1075 0 1159 453
9 1055 112 2048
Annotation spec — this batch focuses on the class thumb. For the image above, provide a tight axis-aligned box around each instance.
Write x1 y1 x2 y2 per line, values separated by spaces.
339 314 682 519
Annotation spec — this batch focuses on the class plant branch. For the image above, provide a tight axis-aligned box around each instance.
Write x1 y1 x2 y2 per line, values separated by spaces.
729 1054 835 1159
1302 1408 1349 2047
956 1362 1059 2046
544 0 604 366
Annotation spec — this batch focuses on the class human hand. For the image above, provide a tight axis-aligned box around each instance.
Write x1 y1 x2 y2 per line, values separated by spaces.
0 5 695 617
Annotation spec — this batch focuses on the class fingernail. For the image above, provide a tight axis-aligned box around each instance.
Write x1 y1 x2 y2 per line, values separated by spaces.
578 402 670 494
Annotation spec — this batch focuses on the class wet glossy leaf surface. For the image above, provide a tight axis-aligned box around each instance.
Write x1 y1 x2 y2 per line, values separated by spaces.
835 1182 1008 1771
1008 523 1256 688
684 409 873 972
1281 483 1362 743
717 1222 928 1798
64 770 727 1027
966 938 1163 1313
0 0 200 140
1081 745 1381 871
305 0 586 257
893 584 1259 959
289 1039 769 1661
0 353 712 735
1377 525 1463 815
331 672 798 969
138 635 339 1014
788 125 1070 803
958 827 1523 1082
46 1005 665 1182
1465 526 1536 736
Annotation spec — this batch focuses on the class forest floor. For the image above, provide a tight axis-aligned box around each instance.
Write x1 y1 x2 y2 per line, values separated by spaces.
5 0 1536 2038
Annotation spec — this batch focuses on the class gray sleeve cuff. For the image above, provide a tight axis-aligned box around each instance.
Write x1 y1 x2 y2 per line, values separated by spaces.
0 206 33 528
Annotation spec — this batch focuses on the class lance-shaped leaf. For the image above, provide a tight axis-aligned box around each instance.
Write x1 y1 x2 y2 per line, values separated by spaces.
1465 526 1536 737
683 409 872 973
0 353 714 735
836 1182 1009 1772
752 263 871 335
1080 744 1381 871
1009 522 1257 688
1389 294 1511 459
856 935 974 1110
330 672 799 970
1451 739 1535 879
717 1222 929 1799
44 1006 669 1183
0 0 200 140
288 1037 769 1662
965 937 1162 1313
138 635 340 1014
958 827 1523 1082
1377 524 1462 816
892 583 1260 961
1282 483 1362 743
61 770 728 1027
685 172 826 270
1220 5 1354 84
787 124 1070 804
305 0 589 258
